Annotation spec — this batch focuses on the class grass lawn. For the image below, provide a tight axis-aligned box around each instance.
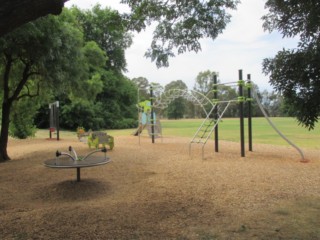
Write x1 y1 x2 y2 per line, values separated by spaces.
160 117 319 149
35 117 319 149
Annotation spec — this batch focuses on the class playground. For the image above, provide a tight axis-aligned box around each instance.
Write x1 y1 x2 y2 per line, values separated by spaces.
0 128 320 239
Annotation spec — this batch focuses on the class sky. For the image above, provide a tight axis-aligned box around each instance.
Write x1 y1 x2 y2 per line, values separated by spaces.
65 0 298 91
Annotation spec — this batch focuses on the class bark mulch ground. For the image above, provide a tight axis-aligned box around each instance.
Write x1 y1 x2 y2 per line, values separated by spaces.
0 136 319 239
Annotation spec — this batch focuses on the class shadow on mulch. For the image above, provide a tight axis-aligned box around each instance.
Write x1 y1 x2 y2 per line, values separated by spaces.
33 178 112 202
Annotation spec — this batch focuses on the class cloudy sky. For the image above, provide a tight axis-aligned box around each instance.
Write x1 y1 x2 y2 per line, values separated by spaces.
65 0 298 91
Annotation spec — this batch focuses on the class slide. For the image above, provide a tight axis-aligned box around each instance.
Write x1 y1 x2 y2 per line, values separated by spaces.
132 124 146 136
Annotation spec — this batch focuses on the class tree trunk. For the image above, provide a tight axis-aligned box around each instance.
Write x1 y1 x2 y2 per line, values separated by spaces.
0 101 11 162
0 0 68 37
0 54 13 162
0 54 36 162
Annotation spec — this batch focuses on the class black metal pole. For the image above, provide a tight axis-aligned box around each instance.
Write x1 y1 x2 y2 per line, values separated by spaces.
239 70 245 157
247 74 253 152
213 74 219 152
49 104 52 139
77 168 80 182
56 102 60 141
150 85 155 143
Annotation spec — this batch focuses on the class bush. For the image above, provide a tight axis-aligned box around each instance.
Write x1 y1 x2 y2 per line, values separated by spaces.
60 100 100 130
112 118 137 129
9 99 37 139
9 116 36 139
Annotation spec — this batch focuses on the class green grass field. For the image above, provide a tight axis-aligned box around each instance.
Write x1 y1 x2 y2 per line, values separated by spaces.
36 117 319 149
160 117 319 149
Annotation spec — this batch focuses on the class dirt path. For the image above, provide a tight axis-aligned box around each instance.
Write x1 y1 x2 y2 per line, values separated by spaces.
0 136 320 239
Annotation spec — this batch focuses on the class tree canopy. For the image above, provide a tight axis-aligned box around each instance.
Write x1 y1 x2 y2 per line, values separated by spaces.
122 0 240 67
262 0 320 129
2 0 288 163
0 13 86 160
71 5 132 72
1 0 240 68
164 80 188 119
0 6 138 161
193 70 218 94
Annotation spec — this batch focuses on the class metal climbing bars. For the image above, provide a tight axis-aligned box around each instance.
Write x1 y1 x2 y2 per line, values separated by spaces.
153 89 215 116
189 101 232 159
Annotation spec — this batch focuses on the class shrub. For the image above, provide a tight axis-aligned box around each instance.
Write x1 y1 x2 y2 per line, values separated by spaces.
9 100 37 139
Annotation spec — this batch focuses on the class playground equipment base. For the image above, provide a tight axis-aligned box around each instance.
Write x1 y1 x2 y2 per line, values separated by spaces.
44 156 111 182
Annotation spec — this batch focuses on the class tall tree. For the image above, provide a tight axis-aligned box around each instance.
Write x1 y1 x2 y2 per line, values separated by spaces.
193 70 218 117
57 40 108 131
69 6 138 129
259 90 283 117
95 71 138 129
164 80 188 119
0 15 85 161
194 70 218 94
132 77 150 101
1 0 240 69
32 7 139 132
262 0 320 129
0 0 242 162
71 5 133 72
217 85 238 117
